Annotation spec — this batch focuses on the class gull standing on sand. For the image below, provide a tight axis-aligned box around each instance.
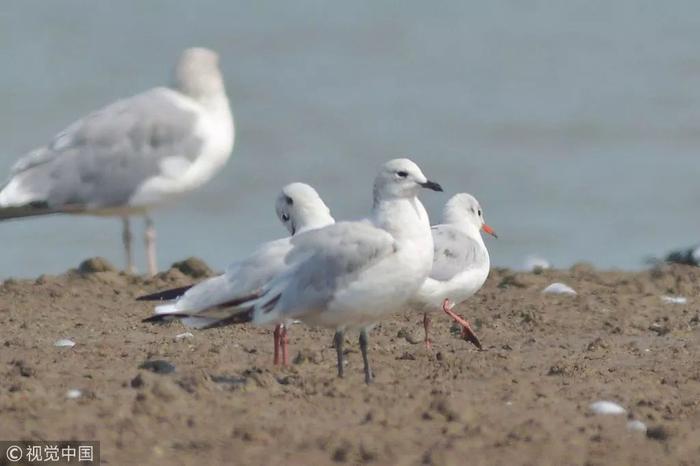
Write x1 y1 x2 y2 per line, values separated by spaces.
0 47 234 275
414 193 496 349
141 182 335 365
150 159 443 383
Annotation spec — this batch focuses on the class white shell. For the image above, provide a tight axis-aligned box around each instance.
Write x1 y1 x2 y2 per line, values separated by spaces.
626 420 647 432
543 283 577 295
175 332 194 340
589 400 626 415
54 339 76 348
66 389 82 399
661 296 687 304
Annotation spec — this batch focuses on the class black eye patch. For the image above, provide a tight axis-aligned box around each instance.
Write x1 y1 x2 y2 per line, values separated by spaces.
397 171 408 178
284 195 294 205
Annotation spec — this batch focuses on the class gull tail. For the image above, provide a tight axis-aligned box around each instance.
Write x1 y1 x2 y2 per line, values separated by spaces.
0 201 85 221
141 289 264 326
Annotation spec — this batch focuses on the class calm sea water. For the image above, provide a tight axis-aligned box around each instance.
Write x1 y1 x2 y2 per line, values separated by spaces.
1 1 700 278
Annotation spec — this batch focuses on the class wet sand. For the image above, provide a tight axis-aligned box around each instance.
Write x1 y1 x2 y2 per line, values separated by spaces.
1 258 699 465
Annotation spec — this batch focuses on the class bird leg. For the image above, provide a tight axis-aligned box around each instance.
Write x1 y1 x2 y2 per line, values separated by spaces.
280 324 289 366
273 324 282 366
121 217 135 274
359 328 374 384
144 215 158 276
442 299 483 350
423 312 432 350
333 330 345 378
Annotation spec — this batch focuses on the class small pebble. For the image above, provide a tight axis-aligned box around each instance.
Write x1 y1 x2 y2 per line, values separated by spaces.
54 339 76 348
589 400 626 415
661 296 687 305
627 420 647 433
523 255 551 272
139 360 176 374
646 425 669 441
66 389 82 399
175 332 194 340
543 283 577 295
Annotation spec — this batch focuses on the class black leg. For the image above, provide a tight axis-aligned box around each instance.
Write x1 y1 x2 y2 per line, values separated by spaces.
333 330 345 378
359 328 373 384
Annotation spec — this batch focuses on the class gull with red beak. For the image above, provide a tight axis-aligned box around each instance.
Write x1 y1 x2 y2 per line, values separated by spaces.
413 193 497 349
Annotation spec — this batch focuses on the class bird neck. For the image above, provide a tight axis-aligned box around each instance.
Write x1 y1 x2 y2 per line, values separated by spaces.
372 196 431 245
296 209 335 234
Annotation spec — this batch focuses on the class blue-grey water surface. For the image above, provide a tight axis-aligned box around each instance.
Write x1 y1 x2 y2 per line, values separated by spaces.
1 1 700 278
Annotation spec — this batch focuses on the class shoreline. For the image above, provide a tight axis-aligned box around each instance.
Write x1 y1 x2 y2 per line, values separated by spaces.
1 257 698 465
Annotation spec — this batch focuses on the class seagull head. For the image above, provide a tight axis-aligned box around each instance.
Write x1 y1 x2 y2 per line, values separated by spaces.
374 158 443 201
173 47 226 100
444 193 497 238
275 183 335 236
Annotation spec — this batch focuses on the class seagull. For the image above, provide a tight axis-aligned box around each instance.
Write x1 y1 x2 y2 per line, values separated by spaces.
140 182 335 365
0 47 234 275
414 193 496 350
148 159 443 383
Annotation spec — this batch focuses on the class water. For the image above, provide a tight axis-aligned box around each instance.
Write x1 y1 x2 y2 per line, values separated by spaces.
1 1 700 278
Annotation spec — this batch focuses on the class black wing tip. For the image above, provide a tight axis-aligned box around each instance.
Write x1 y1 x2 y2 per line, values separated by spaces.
142 314 169 323
136 284 194 301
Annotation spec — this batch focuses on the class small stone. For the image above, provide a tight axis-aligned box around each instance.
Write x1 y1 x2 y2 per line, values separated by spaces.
589 400 626 415
139 360 176 374
646 425 669 441
174 332 194 340
648 323 670 336
66 389 82 399
130 374 145 388
11 360 34 378
627 420 647 433
543 283 577 295
170 257 212 278
78 257 116 274
54 339 76 348
523 255 550 272
660 296 687 305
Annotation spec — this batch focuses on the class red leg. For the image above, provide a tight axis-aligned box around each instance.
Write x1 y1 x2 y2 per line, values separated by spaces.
423 312 432 350
273 324 282 365
442 299 482 350
280 324 290 366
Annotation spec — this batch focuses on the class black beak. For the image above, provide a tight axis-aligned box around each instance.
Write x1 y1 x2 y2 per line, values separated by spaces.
419 180 443 192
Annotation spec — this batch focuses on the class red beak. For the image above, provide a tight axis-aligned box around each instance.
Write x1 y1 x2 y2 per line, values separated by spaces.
481 224 498 238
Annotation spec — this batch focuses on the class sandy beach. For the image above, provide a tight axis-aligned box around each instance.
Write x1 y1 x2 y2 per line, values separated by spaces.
1 258 699 465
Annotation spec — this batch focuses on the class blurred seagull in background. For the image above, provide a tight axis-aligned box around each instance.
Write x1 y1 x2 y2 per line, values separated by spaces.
414 193 496 350
140 182 335 365
0 47 234 275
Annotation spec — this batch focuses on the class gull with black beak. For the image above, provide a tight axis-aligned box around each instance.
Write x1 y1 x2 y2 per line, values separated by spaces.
140 182 335 366
414 193 497 349
145 158 443 383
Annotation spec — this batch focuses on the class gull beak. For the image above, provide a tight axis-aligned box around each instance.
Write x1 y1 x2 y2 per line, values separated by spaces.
419 180 443 192
482 224 498 238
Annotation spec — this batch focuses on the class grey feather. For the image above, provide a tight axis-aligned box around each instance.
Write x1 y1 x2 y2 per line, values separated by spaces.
5 87 202 209
264 222 397 317
430 225 487 281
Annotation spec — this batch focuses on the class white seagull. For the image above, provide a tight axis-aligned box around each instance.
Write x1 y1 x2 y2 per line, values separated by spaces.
148 159 443 383
414 193 496 349
140 182 335 365
0 47 234 275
